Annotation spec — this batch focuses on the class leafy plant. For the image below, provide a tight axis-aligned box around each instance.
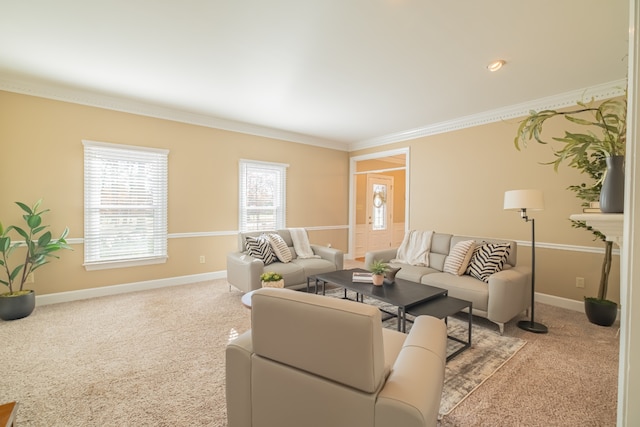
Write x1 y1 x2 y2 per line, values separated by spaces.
514 96 627 304
260 271 283 282
368 259 388 276
0 200 71 295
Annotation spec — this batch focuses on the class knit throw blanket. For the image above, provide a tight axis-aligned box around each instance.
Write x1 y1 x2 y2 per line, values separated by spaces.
289 228 319 259
391 230 433 266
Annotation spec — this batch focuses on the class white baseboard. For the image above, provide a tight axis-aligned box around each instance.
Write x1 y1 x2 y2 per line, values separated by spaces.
36 270 227 306
35 271 620 322
536 291 621 320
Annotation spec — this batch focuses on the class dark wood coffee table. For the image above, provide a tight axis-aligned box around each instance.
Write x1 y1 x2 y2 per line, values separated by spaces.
312 268 447 332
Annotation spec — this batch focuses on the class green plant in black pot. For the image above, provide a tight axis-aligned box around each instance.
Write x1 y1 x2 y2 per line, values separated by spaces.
515 95 626 326
0 200 71 320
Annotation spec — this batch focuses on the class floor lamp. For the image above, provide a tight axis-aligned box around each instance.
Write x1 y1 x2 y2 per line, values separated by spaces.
504 189 548 334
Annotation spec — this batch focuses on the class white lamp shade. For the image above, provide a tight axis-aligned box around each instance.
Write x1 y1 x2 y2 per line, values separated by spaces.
504 189 544 211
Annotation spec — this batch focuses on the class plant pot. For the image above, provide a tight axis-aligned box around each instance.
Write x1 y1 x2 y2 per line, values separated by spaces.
262 279 284 288
584 298 617 327
599 155 625 213
372 274 384 286
0 290 36 321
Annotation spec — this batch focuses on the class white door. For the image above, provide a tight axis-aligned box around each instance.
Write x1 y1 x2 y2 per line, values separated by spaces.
366 174 394 252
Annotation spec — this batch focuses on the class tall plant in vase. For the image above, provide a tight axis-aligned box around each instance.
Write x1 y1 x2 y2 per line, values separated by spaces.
514 95 626 326
0 200 71 320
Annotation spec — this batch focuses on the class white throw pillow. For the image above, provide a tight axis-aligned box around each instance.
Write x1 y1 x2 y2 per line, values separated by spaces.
266 233 292 263
443 240 476 275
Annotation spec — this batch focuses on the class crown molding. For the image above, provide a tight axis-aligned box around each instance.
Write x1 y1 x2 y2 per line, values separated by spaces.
350 79 627 151
1 75 626 154
0 76 348 152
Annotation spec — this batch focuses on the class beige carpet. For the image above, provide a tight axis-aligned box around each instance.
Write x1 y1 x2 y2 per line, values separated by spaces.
0 278 619 426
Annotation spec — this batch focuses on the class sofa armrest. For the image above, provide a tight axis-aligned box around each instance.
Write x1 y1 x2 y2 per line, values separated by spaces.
226 252 265 293
487 266 531 324
375 316 447 427
364 248 398 268
310 244 344 270
226 331 253 427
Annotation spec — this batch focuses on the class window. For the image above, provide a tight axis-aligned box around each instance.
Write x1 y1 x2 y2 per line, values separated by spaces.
83 140 169 270
239 160 287 232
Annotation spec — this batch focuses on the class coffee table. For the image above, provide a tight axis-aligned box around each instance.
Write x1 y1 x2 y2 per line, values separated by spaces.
312 268 447 332
406 296 472 361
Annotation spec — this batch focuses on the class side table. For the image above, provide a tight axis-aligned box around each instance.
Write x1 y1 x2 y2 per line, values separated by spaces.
0 401 17 427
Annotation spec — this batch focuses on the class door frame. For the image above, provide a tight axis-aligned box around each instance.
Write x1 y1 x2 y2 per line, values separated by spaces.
348 147 410 259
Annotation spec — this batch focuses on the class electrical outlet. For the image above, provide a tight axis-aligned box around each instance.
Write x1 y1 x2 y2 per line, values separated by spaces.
26 273 35 283
576 277 585 288
199 256 205 264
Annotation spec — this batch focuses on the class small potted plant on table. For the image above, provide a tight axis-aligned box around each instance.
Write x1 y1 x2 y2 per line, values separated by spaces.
260 271 284 288
369 260 389 286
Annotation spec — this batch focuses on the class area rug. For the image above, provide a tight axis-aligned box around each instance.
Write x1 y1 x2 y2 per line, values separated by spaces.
322 289 527 418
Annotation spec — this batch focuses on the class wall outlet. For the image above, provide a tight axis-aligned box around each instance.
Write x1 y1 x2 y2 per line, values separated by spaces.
576 277 585 288
199 255 205 264
26 272 35 283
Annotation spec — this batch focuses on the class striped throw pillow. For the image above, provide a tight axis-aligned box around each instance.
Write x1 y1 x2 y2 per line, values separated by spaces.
245 235 277 265
443 240 476 276
266 233 292 263
465 242 511 283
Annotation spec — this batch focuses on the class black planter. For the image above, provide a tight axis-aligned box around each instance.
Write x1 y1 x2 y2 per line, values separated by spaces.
0 290 36 321
599 155 625 213
584 298 618 327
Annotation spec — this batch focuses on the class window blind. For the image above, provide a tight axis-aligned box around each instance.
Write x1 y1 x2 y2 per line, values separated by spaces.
239 160 288 232
83 140 169 269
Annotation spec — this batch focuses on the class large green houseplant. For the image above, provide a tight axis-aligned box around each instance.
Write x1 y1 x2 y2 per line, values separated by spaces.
0 200 71 320
514 96 626 326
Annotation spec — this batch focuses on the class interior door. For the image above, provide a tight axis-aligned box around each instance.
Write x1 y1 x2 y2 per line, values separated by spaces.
366 174 394 252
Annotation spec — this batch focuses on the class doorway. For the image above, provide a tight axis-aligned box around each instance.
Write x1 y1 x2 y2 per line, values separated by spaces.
350 148 409 260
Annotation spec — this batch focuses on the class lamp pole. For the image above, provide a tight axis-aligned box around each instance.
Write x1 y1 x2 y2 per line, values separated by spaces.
517 210 548 333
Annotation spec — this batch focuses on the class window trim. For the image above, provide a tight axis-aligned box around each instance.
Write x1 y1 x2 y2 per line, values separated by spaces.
83 140 169 270
239 159 288 232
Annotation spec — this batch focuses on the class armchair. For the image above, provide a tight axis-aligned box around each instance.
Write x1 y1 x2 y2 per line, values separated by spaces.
226 288 447 427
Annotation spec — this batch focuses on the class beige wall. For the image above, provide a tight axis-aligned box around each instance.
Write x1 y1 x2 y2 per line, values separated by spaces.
351 103 621 304
0 91 350 295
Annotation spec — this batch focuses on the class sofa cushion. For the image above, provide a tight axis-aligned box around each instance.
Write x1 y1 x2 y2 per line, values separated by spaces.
443 240 476 276
246 235 277 265
421 272 489 312
465 242 511 283
266 233 293 263
392 263 440 283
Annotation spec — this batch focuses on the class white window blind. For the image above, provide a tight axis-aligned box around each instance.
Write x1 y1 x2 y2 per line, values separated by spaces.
239 160 288 232
83 140 169 269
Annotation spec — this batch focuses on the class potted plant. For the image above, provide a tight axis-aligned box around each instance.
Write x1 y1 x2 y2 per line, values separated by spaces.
0 200 71 321
514 95 626 326
260 271 284 288
369 259 388 286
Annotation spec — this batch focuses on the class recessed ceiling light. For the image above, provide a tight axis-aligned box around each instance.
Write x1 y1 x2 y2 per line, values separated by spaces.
487 60 506 72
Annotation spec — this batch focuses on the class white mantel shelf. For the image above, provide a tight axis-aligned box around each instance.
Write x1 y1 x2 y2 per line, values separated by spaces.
570 213 624 247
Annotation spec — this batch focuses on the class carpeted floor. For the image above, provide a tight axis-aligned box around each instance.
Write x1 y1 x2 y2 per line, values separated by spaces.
0 277 619 426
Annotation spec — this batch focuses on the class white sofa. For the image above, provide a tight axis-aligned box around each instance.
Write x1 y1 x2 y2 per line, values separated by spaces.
226 288 447 427
365 232 531 334
226 229 343 293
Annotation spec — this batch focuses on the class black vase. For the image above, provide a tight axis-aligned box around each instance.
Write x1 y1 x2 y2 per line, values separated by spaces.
599 155 625 213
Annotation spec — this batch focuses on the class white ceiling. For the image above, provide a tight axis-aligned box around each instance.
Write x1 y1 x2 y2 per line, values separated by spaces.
0 1 630 151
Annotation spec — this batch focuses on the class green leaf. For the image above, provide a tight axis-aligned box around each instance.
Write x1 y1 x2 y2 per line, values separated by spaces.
37 231 52 247
9 265 23 281
27 214 42 229
15 201 32 214
13 226 29 240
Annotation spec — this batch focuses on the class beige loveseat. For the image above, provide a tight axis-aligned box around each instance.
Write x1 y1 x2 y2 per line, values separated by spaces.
226 229 343 293
226 288 447 427
365 232 531 334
